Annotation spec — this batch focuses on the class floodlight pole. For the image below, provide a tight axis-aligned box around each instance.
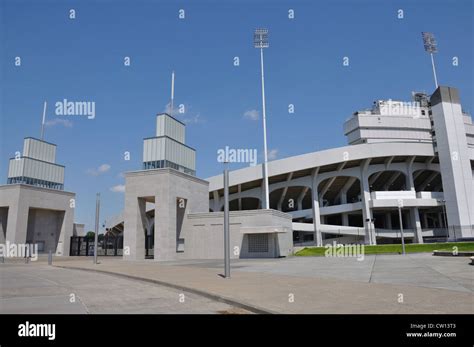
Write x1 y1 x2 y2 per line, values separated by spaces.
430 53 438 89
260 47 270 210
422 32 439 89
255 29 270 210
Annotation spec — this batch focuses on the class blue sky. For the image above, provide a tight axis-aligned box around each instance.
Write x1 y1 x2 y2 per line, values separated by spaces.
1 0 472 232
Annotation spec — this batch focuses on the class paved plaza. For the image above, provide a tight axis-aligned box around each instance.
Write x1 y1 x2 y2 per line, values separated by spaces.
1 253 472 314
0 263 244 314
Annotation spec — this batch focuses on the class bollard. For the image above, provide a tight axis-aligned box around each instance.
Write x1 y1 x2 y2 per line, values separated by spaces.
48 250 52 265
0 256 4 264
25 246 30 264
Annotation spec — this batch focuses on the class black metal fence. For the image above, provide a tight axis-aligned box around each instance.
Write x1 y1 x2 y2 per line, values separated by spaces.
145 235 154 258
70 235 123 256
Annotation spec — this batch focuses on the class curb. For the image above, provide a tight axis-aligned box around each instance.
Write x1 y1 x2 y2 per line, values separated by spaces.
54 265 275 314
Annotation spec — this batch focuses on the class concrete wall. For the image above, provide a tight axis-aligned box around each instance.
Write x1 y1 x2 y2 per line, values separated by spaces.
185 209 293 259
73 223 85 236
0 184 75 256
26 208 64 253
0 207 7 243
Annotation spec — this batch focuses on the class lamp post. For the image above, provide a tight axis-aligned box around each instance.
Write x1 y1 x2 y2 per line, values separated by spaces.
254 28 270 209
397 199 406 255
93 193 100 264
421 32 439 89
223 163 230 278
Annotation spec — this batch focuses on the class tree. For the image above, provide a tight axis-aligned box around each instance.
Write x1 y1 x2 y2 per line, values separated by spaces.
86 231 95 239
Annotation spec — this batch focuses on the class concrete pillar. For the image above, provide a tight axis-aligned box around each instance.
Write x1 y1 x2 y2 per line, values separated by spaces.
154 190 176 261
56 204 74 256
423 212 429 228
342 213 349 226
5 199 29 245
237 185 242 211
212 191 219 212
340 191 347 204
385 213 392 229
0 208 8 244
406 157 415 191
431 86 474 237
311 169 322 246
360 159 376 245
410 207 424 244
123 196 147 261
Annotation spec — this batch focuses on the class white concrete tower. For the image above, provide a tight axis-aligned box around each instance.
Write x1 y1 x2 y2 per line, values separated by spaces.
430 86 474 238
7 137 65 190
142 113 196 176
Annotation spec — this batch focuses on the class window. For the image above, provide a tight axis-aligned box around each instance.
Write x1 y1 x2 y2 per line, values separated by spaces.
248 234 269 253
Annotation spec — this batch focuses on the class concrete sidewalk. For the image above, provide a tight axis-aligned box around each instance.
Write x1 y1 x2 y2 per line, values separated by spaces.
52 257 474 314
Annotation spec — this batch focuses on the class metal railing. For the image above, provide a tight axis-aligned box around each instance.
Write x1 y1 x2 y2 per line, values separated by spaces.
70 235 123 256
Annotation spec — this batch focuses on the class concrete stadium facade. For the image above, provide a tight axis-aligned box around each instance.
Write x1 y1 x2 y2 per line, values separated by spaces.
206 86 474 246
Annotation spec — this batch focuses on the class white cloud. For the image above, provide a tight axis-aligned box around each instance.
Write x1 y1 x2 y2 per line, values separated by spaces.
45 118 73 128
268 149 278 160
163 102 185 116
183 113 204 124
110 184 125 193
163 103 204 124
243 109 259 121
86 164 111 176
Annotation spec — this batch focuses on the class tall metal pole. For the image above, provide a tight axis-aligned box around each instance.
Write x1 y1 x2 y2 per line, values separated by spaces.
422 32 439 89
170 71 175 117
398 206 406 255
40 101 47 140
223 165 230 278
260 47 270 209
93 193 100 264
430 53 438 89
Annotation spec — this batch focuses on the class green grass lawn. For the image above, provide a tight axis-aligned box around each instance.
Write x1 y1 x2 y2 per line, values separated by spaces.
294 242 474 257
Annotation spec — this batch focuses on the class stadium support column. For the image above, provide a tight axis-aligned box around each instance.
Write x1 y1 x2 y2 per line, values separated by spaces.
430 86 474 238
311 168 322 246
406 157 423 243
212 191 220 212
360 159 376 245
385 213 392 229
410 207 424 244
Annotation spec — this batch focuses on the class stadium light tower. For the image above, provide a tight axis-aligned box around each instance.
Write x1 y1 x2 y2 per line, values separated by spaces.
421 32 439 89
254 28 270 209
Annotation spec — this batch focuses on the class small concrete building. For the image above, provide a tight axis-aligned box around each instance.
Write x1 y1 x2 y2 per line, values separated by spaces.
0 137 75 256
122 113 294 261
